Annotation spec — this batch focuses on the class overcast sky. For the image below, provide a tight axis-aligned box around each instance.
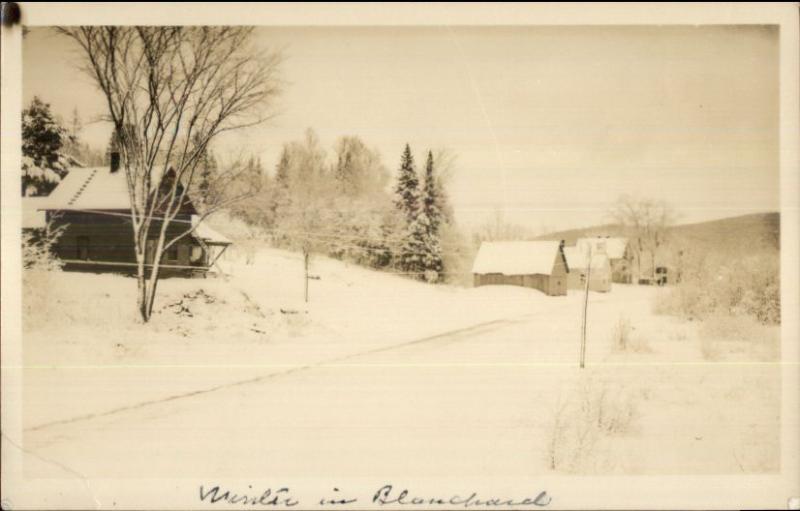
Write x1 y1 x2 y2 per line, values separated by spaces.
23 25 778 233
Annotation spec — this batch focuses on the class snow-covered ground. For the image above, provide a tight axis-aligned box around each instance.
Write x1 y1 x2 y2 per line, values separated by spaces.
20 246 780 480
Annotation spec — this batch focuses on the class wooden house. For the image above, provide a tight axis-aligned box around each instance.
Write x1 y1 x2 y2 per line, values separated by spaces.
471 241 568 296
576 236 633 284
563 246 612 292
36 158 231 277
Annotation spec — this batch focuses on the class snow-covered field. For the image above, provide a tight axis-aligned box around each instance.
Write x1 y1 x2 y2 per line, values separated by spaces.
20 246 780 479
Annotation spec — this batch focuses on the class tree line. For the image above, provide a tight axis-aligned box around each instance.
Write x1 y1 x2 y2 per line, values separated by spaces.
224 129 462 283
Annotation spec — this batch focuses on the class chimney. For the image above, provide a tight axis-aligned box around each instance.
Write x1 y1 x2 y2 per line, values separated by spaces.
110 151 121 173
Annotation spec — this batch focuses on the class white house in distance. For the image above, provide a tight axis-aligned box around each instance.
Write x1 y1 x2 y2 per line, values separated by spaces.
576 236 633 284
471 241 568 296
563 246 612 292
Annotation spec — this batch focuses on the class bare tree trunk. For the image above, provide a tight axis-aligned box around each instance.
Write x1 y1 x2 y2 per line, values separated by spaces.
133 225 150 322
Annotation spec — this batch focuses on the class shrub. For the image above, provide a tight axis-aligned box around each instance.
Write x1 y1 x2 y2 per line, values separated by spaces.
22 225 65 327
611 315 650 353
653 249 779 325
546 378 639 473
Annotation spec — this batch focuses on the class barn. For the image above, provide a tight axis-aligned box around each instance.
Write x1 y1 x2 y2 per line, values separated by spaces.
576 236 633 284
563 246 612 292
471 241 568 296
35 157 231 277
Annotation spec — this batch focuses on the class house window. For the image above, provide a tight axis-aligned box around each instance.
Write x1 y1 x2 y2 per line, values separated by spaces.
165 244 179 263
190 245 204 264
76 236 90 260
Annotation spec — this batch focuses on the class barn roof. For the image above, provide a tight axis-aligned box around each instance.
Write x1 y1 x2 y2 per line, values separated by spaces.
576 236 628 259
472 241 563 276
563 246 611 271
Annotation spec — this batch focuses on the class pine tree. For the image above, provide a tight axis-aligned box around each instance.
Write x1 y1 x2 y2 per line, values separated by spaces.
422 151 443 237
418 151 444 280
21 96 71 195
393 144 420 222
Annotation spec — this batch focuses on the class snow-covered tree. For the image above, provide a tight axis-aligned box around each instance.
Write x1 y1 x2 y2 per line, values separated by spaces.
392 146 443 280
333 136 389 197
419 151 444 279
21 96 73 196
393 144 420 222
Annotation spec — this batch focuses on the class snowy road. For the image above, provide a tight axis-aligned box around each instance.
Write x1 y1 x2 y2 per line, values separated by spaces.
17 254 780 484
23 311 588 479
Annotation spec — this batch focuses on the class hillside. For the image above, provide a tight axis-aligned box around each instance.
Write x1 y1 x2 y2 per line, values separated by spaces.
538 212 780 254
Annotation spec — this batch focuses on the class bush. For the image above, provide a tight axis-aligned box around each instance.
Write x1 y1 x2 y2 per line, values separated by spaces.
22 228 63 271
654 249 779 325
22 226 64 327
546 378 639 473
610 315 650 353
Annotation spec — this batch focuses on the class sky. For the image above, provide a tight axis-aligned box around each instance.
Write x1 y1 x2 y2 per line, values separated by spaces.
23 25 779 233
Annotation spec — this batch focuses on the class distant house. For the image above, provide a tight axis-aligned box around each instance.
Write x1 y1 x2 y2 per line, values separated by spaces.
471 241 568 296
35 156 231 277
563 246 612 292
576 236 633 284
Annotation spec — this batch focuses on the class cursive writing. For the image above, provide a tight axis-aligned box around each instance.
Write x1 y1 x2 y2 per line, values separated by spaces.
199 485 299 507
373 485 551 508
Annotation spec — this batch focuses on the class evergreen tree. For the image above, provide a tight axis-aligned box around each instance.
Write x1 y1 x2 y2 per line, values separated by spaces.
197 148 218 206
21 96 71 195
422 151 443 237
420 151 444 280
393 144 420 222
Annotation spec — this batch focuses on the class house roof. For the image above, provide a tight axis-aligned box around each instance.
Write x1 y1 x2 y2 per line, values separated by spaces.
472 241 563 276
563 246 611 271
41 167 131 211
191 216 232 245
22 197 48 229
576 236 628 259
40 166 197 215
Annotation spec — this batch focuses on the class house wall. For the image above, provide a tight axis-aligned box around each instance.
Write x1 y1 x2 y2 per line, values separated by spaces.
474 271 567 296
473 249 568 296
610 245 634 284
567 265 612 292
549 250 568 296
49 210 206 276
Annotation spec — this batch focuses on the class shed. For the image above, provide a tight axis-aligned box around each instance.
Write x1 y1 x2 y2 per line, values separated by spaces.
563 246 612 292
471 241 568 296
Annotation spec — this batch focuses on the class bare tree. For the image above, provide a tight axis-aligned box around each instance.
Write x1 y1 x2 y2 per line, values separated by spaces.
608 195 675 281
57 27 282 321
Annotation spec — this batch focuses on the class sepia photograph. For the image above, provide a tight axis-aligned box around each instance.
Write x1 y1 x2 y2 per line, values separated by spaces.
1 3 798 510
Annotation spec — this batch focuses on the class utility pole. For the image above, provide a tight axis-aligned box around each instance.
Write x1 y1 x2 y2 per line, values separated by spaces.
303 249 310 303
579 243 592 369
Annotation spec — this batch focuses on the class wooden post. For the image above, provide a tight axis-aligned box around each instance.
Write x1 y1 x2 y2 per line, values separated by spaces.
580 244 592 369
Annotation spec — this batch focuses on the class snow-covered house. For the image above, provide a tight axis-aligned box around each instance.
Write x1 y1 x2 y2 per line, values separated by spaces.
576 236 633 284
36 157 231 277
471 241 568 296
563 246 612 292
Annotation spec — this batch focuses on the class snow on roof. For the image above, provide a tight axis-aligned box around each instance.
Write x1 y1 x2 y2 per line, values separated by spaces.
41 167 131 211
576 236 628 259
563 246 610 271
192 216 232 245
22 197 48 229
472 241 562 276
